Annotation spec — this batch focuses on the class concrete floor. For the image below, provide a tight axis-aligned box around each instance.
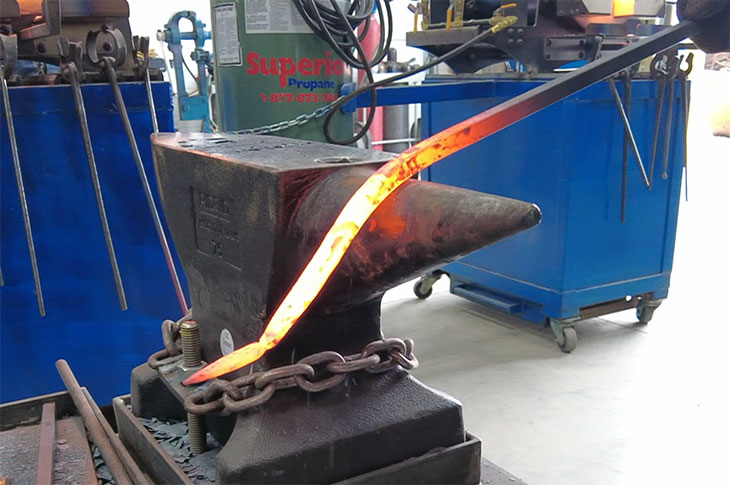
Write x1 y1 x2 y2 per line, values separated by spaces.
381 70 730 484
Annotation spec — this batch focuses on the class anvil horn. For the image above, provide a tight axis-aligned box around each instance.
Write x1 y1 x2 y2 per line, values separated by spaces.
288 167 541 310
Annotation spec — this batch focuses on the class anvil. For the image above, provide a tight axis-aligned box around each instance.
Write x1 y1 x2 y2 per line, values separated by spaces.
131 133 540 483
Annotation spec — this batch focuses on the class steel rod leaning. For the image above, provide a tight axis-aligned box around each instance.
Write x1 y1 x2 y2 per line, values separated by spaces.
66 63 127 310
144 68 159 134
103 59 188 314
81 387 149 484
1 66 45 315
55 359 134 485
608 77 651 190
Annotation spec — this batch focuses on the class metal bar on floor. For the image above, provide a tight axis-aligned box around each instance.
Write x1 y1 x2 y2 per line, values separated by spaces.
36 402 56 485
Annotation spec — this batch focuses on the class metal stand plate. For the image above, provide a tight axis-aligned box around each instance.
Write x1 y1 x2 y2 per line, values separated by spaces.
114 395 498 484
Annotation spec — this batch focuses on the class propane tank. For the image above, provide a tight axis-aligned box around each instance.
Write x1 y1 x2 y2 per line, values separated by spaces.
209 0 352 142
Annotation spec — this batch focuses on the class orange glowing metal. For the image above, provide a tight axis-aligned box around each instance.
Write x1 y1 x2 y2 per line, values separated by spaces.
183 105 516 385
613 0 635 17
19 0 43 14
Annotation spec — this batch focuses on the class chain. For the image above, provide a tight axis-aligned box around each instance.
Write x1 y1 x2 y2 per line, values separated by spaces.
184 337 419 415
147 311 192 369
230 101 338 135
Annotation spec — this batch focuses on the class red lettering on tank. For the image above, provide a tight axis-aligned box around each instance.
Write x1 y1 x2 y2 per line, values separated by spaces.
246 52 260 74
260 58 279 75
279 58 296 88
245 51 347 83
314 58 325 76
298 58 313 75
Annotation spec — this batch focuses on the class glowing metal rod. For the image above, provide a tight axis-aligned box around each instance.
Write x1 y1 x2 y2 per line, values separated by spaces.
184 20 699 385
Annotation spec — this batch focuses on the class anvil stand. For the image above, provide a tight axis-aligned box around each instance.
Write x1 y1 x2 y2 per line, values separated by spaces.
116 133 541 484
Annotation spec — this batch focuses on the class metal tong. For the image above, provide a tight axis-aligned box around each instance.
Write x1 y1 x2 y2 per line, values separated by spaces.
648 49 693 196
678 53 693 200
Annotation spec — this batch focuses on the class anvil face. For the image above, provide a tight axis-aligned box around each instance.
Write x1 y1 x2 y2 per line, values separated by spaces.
151 133 540 371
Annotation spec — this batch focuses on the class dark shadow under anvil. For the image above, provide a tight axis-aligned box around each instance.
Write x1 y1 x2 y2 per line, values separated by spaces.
130 133 541 484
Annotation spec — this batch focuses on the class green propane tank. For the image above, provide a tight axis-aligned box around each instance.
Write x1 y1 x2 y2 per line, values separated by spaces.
210 0 353 142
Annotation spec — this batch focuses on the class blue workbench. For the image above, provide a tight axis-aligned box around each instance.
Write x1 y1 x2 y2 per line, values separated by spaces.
1 82 186 403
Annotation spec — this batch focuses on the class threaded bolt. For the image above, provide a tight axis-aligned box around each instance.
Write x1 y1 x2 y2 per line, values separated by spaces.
187 412 207 455
180 320 201 368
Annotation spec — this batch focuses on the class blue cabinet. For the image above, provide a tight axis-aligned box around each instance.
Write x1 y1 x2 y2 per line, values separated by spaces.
422 77 686 339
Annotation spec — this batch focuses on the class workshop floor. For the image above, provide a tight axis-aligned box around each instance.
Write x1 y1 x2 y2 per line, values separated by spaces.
381 70 730 485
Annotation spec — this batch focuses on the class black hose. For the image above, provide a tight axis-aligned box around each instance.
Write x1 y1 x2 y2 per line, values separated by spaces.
324 25 503 145
291 0 393 69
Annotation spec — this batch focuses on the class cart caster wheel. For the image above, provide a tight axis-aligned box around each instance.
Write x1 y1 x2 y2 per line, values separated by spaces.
636 299 662 324
413 280 433 300
557 327 577 353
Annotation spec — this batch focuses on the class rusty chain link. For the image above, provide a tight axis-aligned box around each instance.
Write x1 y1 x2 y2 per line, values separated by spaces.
147 311 192 369
184 337 418 415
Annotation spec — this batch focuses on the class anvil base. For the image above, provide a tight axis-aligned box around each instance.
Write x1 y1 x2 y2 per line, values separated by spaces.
126 363 478 484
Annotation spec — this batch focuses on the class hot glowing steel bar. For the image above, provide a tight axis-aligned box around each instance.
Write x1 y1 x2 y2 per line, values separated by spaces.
184 20 699 385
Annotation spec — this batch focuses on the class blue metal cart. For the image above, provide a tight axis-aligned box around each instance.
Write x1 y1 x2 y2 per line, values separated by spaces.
412 76 687 352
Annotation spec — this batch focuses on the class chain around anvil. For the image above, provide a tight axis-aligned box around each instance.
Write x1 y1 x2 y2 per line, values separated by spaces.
184 337 419 415
147 312 192 369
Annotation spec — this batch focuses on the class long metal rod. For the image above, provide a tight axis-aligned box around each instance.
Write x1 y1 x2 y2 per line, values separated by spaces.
661 79 676 179
81 387 149 485
617 75 630 223
607 77 651 188
1 68 45 316
648 77 666 186
67 64 127 310
55 359 133 485
103 60 188 314
36 402 56 485
680 75 689 201
371 137 419 146
144 69 159 134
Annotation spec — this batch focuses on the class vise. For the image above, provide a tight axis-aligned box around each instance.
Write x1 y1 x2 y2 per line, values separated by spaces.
124 133 541 483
